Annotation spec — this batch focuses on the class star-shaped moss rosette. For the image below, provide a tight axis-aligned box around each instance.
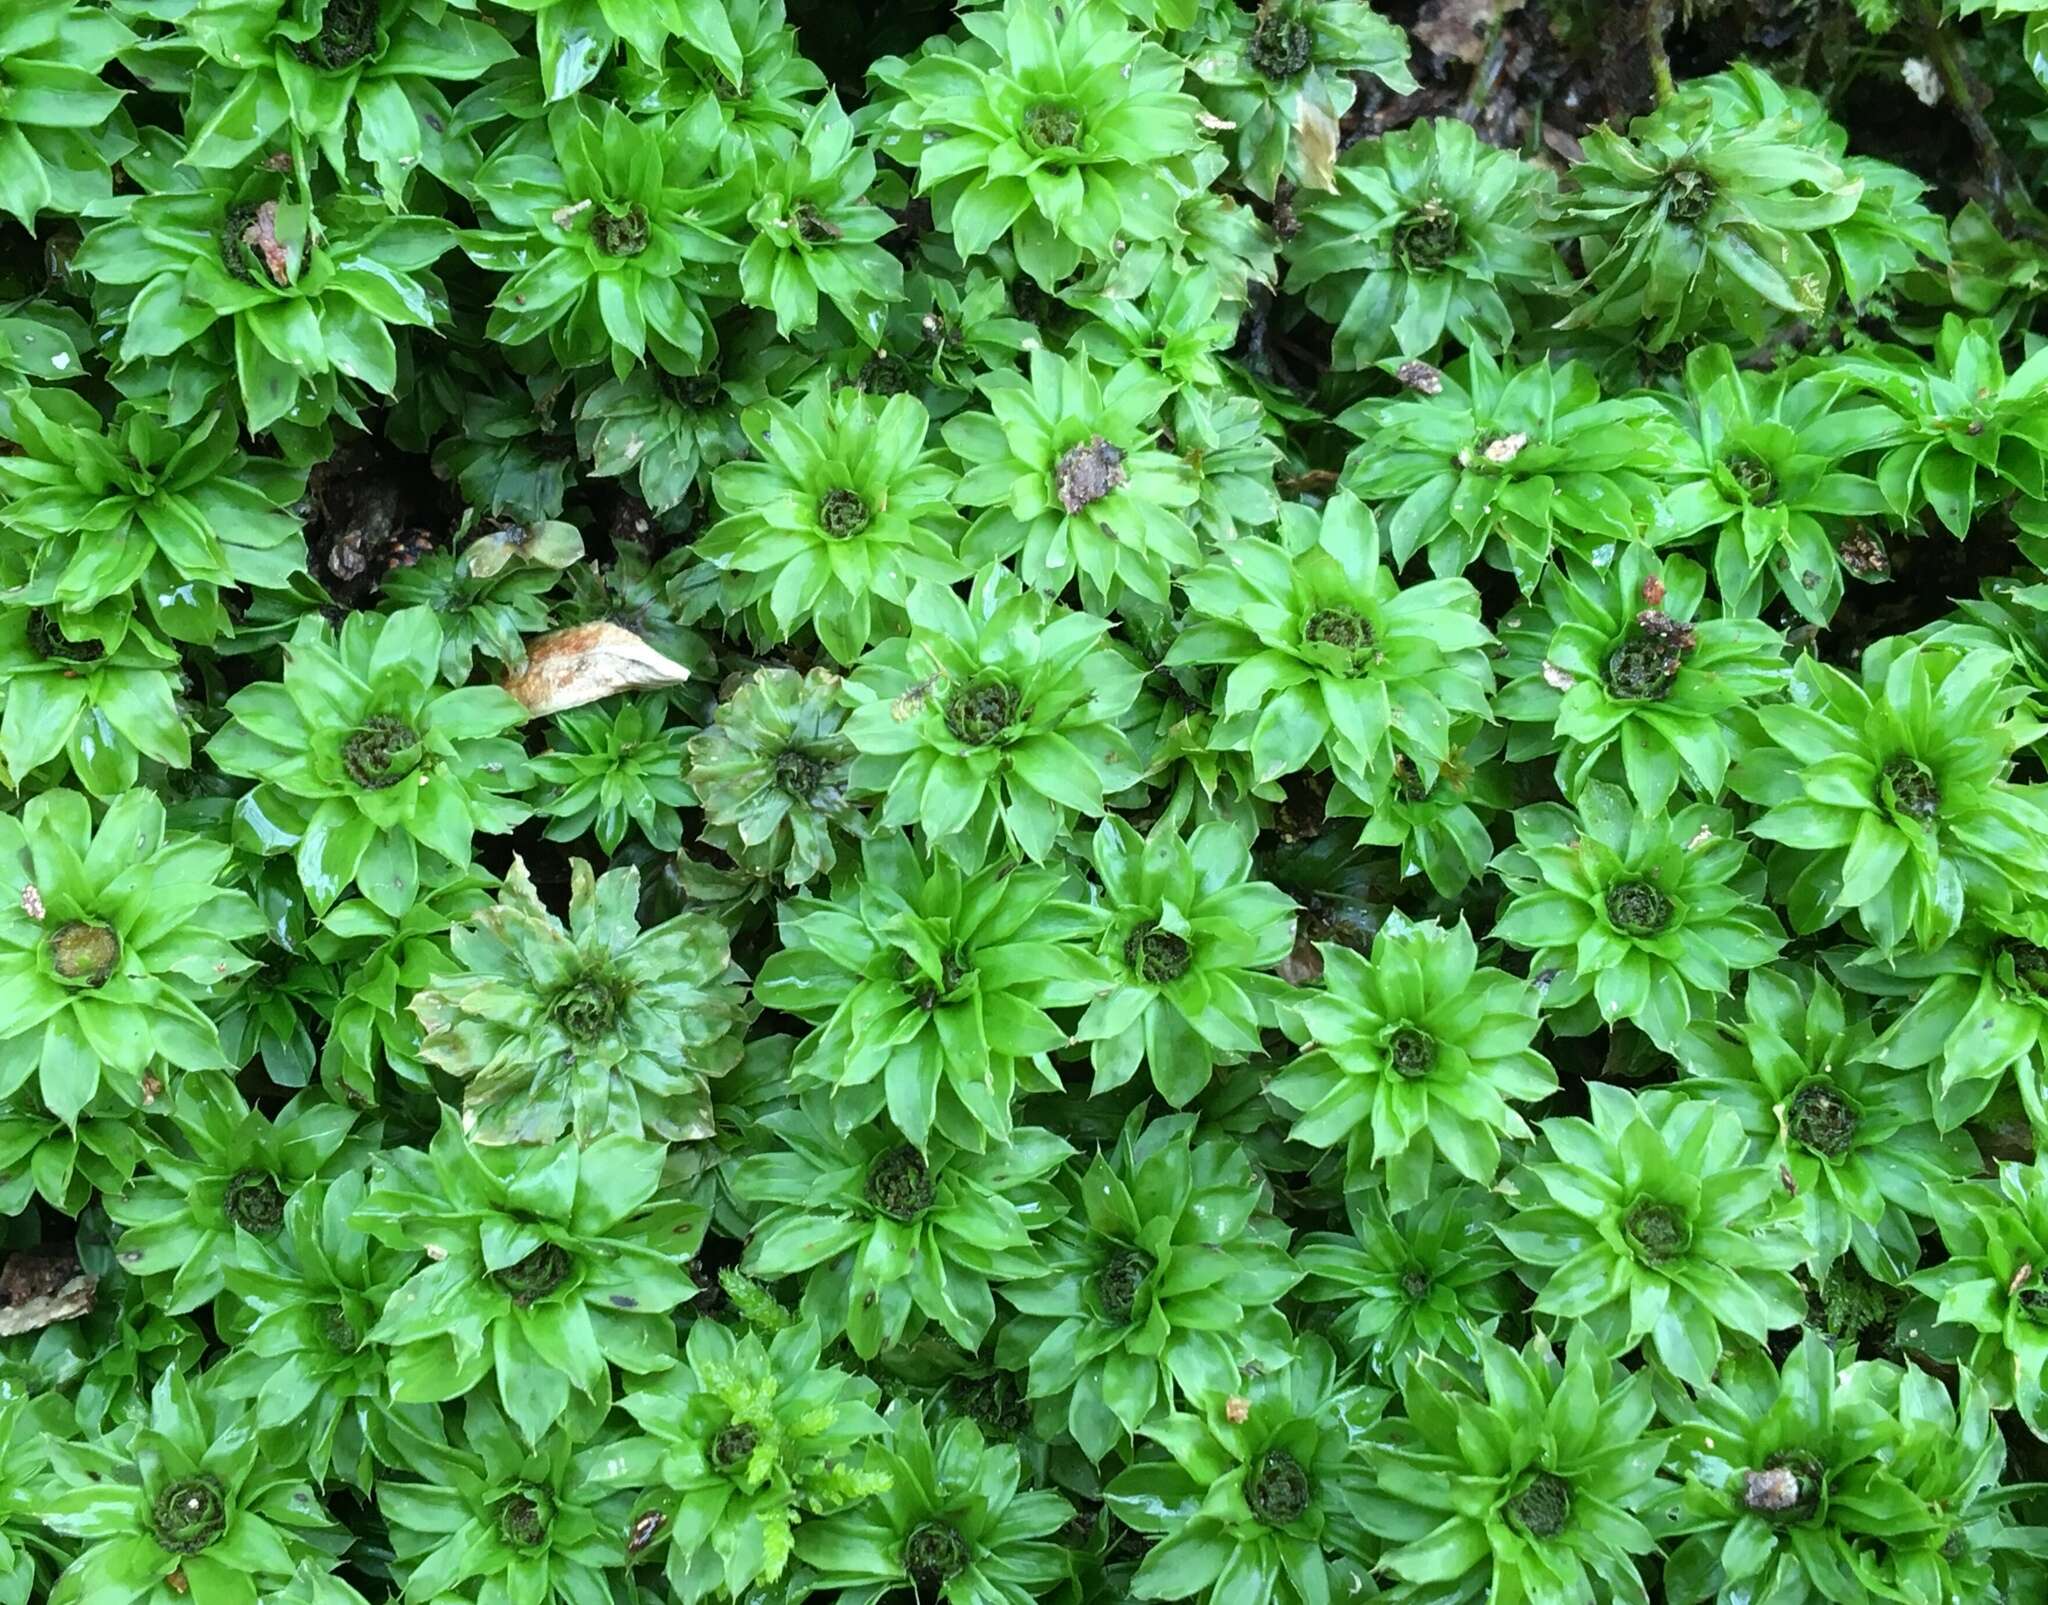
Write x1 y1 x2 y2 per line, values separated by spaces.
1166 491 1495 793
0 1391 66 1604
1495 543 1789 813
1649 1334 1935 1605
527 697 695 855
1553 63 1864 350
1907 1159 2048 1437
1188 0 1415 200
1325 724 1510 900
606 1318 889 1603
1677 966 1975 1282
211 1170 420 1488
1652 340 1902 624
944 347 1199 610
0 0 133 226
1336 345 1684 591
207 606 531 918
687 665 868 889
1730 638 2048 954
466 98 746 381
1286 115 1564 368
104 1072 363 1316
732 1091 1070 1358
868 0 1206 288
1830 314 2048 539
1272 911 1555 1208
739 93 904 337
1861 1360 2048 1603
1499 1084 1809 1387
757 831 1099 1150
1295 1182 1516 1385
0 788 261 1122
411 856 748 1147
1073 812 1296 1105
376 1395 636 1605
45 1368 340 1605
1360 1331 1672 1605
0 602 189 796
1840 910 2048 1132
1491 780 1785 1050
173 0 515 190
698 382 965 663
0 390 307 647
1104 1335 1385 1605
795 1403 1072 1605
354 1114 702 1443
842 572 1144 864
72 166 458 447
995 1110 1302 1462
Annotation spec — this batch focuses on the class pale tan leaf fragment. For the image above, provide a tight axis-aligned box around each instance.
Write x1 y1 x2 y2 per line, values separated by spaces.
501 622 692 717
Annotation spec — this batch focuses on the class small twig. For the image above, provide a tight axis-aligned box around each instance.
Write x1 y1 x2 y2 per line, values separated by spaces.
1458 4 1515 126
1914 0 2029 226
1644 0 1676 105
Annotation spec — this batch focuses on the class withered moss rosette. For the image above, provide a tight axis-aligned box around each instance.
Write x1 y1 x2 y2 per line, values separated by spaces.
412 856 748 1147
687 665 868 888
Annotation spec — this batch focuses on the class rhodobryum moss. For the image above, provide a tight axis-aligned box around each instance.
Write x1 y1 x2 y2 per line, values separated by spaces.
15 5 2048 1604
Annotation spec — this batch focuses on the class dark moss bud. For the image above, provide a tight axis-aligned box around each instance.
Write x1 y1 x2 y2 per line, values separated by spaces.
1302 606 1375 674
1125 922 1192 985
591 204 650 259
1248 12 1315 79
497 1489 552 1548
774 748 827 801
865 1144 935 1221
1604 880 1674 936
320 1303 363 1355
1622 1198 1691 1264
2004 940 2048 996
1247 1448 1312 1527
1401 1267 1432 1300
712 1422 759 1471
1604 612 1696 702
817 488 871 538
298 0 377 70
493 1241 572 1306
151 1476 227 1554
1096 1248 1153 1324
1723 450 1777 503
49 920 120 988
341 715 421 790
1507 1471 1572 1539
1393 198 1462 271
905 1520 971 1588
224 1169 287 1238
1388 1027 1437 1080
1786 1081 1858 1161
1663 166 1717 224
942 676 1020 746
1880 756 1940 824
